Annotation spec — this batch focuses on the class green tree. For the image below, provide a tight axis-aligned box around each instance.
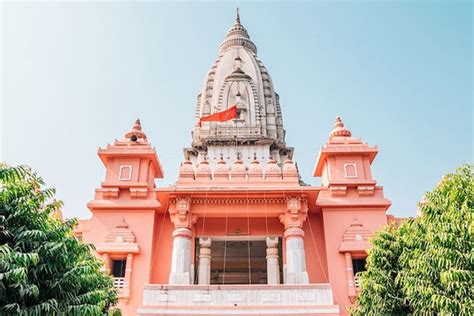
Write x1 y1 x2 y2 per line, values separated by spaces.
353 165 473 315
0 164 119 315
351 222 411 315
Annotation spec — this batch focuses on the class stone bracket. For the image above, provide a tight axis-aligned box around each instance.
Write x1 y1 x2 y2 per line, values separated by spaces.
170 197 198 229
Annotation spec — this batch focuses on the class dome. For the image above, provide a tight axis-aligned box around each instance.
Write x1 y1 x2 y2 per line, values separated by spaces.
213 158 230 179
196 160 212 179
329 116 352 139
124 118 147 142
265 159 281 179
230 159 246 179
179 159 195 180
282 159 298 179
248 159 263 178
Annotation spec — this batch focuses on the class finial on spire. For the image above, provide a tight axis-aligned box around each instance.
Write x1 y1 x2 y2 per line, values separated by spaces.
236 7 241 24
329 116 352 139
125 118 147 141
116 218 129 228
133 118 142 130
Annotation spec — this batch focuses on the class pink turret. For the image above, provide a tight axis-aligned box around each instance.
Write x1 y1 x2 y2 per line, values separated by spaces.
92 119 163 202
314 116 391 311
81 120 165 315
314 116 382 199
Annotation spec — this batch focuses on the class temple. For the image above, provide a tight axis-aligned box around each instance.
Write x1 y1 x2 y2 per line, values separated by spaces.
76 10 395 316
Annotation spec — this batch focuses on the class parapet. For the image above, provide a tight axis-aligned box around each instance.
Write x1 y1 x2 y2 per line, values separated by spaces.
177 158 300 187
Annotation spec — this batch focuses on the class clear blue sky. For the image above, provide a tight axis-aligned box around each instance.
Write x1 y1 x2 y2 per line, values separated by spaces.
1 1 472 219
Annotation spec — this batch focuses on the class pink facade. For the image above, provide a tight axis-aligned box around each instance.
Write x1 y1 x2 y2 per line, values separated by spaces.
76 12 397 316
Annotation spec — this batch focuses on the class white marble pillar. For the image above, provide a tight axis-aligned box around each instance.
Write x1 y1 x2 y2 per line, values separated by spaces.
284 227 309 284
168 227 193 284
266 236 280 284
198 237 212 285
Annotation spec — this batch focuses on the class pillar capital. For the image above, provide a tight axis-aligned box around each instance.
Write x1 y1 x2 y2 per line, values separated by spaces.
283 227 305 239
170 197 198 229
265 236 279 248
199 237 212 248
172 227 193 239
279 197 308 229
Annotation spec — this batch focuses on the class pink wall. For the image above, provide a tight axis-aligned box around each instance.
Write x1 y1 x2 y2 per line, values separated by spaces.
149 212 174 284
303 213 329 284
321 208 388 315
82 210 156 316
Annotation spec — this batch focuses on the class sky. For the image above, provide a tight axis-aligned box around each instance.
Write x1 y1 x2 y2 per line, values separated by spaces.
1 1 472 220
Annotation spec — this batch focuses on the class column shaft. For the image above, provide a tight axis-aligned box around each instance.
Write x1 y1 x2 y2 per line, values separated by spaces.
168 227 193 284
198 237 212 285
284 227 309 284
266 236 280 284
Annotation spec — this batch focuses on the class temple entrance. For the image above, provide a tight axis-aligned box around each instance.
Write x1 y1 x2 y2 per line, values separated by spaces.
195 236 283 285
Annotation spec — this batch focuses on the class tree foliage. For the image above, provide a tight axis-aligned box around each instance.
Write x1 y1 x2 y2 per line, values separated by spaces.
352 165 473 315
0 164 118 315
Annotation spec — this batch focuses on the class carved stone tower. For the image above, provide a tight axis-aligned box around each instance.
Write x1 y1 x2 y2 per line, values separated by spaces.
184 9 293 167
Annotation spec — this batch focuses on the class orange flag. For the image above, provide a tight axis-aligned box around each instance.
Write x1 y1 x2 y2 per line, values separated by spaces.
199 105 238 127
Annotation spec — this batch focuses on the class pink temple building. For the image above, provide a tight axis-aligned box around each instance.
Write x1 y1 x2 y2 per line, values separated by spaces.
76 11 398 316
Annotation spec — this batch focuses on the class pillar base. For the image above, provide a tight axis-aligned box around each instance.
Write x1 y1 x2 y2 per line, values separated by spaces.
168 272 191 285
286 271 309 284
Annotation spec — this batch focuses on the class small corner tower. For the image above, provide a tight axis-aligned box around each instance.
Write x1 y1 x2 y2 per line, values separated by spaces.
314 117 383 199
92 119 163 202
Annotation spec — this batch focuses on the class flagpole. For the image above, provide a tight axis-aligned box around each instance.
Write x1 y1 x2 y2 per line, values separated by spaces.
235 117 239 160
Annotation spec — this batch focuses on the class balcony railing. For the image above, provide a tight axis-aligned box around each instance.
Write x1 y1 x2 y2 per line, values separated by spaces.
200 126 262 138
113 277 126 289
354 275 361 288
137 284 340 315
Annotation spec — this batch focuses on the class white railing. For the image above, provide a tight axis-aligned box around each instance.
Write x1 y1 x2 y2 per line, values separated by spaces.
113 277 126 289
354 275 361 288
200 126 262 138
138 284 340 315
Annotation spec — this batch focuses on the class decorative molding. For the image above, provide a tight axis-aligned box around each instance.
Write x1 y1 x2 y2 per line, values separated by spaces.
96 218 140 254
279 197 308 229
119 165 133 181
357 185 375 196
344 163 358 179
339 218 372 253
170 198 288 204
329 185 347 197
170 197 198 229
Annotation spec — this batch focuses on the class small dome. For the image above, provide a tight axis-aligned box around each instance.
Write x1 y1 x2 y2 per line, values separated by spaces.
230 159 246 179
124 118 147 142
265 158 281 178
179 159 195 179
248 159 263 178
196 160 212 179
283 159 298 175
282 159 298 176
214 158 229 179
329 116 352 139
